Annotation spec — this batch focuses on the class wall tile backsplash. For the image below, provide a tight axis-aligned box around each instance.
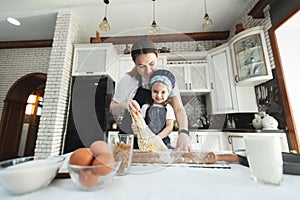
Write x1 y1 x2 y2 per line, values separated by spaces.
181 95 206 129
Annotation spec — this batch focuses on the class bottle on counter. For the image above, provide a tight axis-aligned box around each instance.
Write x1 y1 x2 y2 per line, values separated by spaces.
227 116 232 129
231 118 236 129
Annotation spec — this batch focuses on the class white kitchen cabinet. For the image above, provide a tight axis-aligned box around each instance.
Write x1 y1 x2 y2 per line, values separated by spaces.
72 43 118 77
189 131 226 151
169 132 178 148
224 132 289 153
230 26 273 86
207 44 258 114
166 60 210 94
118 55 135 81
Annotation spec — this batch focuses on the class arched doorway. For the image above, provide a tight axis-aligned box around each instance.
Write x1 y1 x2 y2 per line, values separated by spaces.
0 73 46 161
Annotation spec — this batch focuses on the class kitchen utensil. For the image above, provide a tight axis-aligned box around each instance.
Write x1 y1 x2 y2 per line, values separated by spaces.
132 151 238 164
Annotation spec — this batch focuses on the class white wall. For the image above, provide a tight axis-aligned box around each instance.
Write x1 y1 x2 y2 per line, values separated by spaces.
275 11 300 144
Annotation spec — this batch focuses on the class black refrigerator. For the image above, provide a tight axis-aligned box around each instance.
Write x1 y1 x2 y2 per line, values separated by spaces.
63 75 115 153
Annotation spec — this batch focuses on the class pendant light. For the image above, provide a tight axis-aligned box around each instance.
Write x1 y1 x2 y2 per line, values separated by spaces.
99 0 110 32
149 0 160 34
202 0 213 29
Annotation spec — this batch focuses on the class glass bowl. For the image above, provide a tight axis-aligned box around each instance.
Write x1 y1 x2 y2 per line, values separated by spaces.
0 156 65 195
68 159 121 191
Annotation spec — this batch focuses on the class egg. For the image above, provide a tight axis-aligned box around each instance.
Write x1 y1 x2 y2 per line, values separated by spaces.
92 153 115 175
69 148 94 166
78 169 99 187
90 140 110 157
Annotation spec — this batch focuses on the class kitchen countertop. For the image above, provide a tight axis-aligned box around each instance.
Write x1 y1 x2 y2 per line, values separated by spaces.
110 129 286 133
222 128 286 133
1 163 299 200
188 128 286 133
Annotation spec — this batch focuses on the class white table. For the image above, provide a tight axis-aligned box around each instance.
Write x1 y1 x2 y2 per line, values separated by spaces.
1 164 299 200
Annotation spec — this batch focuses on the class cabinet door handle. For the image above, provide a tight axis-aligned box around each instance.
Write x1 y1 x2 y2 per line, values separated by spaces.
189 83 191 90
234 75 238 83
210 82 214 89
227 136 232 144
185 83 188 90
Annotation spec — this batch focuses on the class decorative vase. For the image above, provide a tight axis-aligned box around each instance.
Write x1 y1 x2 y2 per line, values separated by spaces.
262 114 279 130
235 23 245 34
252 114 263 129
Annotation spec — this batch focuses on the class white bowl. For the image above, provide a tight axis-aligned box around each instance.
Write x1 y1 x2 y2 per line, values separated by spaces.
0 156 65 195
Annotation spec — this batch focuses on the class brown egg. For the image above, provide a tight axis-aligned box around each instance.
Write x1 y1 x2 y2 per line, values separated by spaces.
90 140 110 157
78 169 99 187
69 148 94 166
92 153 115 175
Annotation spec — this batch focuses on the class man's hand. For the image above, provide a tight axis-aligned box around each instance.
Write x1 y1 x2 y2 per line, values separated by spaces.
175 133 192 152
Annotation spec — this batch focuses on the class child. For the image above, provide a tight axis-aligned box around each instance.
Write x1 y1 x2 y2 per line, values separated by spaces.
141 69 176 148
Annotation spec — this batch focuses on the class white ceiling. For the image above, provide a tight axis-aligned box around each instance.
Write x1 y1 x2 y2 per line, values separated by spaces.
0 0 255 41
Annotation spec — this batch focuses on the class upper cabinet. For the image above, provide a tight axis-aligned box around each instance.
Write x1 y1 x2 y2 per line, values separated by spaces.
117 55 135 81
207 44 258 114
206 26 272 114
166 60 209 94
72 43 118 76
207 45 237 114
165 52 210 95
230 26 272 86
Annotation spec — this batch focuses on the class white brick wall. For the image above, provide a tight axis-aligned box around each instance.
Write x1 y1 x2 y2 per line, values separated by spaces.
114 40 226 55
34 12 90 157
0 48 51 120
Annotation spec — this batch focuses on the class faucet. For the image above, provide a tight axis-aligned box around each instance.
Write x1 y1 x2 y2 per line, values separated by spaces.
199 115 210 129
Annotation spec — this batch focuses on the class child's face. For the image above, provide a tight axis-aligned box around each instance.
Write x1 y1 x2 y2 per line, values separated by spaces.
151 82 169 104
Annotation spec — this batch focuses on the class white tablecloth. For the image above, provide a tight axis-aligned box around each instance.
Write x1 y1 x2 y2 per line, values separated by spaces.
1 164 299 200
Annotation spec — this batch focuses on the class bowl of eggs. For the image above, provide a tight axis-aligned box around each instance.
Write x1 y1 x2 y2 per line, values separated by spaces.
0 156 65 195
67 140 121 191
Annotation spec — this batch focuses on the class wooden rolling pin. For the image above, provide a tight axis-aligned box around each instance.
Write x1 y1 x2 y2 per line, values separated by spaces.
132 151 238 164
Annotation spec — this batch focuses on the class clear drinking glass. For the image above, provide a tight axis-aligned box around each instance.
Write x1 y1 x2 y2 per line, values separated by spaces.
108 134 134 176
244 135 283 185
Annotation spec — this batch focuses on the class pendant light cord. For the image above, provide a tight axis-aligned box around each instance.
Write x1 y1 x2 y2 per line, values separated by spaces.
105 4 108 18
153 0 156 22
104 0 109 18
204 0 207 14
